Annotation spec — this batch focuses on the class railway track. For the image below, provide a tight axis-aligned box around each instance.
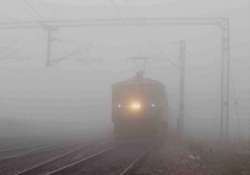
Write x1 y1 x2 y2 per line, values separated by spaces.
0 139 46 150
0 144 48 160
0 144 72 175
16 141 113 175
0 147 25 154
0 147 28 156
39 142 154 175
119 149 151 175
0 138 156 175
0 145 56 161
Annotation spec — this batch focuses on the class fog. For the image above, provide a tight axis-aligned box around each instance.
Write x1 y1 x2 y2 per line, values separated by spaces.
0 0 249 142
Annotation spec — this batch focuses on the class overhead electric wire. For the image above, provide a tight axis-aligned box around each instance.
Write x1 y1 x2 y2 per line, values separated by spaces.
108 0 124 21
23 0 42 18
22 0 47 28
152 42 180 69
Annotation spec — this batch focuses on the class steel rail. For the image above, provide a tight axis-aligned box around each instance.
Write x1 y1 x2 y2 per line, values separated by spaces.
46 147 114 175
15 144 86 175
0 147 26 154
0 145 56 162
15 141 108 175
0 143 45 154
119 148 152 175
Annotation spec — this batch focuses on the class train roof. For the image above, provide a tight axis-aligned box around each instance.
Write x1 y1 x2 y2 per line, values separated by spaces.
113 72 165 89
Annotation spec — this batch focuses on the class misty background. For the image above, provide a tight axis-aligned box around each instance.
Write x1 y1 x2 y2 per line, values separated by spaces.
0 0 249 141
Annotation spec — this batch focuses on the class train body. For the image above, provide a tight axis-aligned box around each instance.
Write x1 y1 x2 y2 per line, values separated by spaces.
112 72 168 139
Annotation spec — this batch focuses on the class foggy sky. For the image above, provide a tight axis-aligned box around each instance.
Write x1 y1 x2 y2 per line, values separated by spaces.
0 0 249 140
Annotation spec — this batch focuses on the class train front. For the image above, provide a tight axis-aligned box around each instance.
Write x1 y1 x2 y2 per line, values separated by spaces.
112 73 168 139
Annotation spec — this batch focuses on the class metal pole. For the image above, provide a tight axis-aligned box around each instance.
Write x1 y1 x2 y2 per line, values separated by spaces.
46 28 52 67
178 40 186 136
220 28 225 140
248 110 250 146
220 18 231 140
45 26 58 67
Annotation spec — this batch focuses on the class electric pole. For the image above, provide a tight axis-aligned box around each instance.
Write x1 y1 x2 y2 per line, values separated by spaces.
45 26 58 67
178 40 186 136
46 28 52 66
220 18 231 141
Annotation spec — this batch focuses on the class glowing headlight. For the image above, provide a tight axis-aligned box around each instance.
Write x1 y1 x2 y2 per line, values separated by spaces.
128 101 142 112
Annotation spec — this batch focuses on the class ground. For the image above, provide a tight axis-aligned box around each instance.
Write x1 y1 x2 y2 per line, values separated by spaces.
135 138 250 175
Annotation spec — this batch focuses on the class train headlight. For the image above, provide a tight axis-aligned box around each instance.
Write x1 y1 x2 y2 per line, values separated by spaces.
128 101 142 112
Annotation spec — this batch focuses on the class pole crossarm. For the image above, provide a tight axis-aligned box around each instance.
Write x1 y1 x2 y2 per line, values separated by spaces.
0 17 227 29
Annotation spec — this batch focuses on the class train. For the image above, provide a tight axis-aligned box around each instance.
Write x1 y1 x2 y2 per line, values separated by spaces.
112 71 168 139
